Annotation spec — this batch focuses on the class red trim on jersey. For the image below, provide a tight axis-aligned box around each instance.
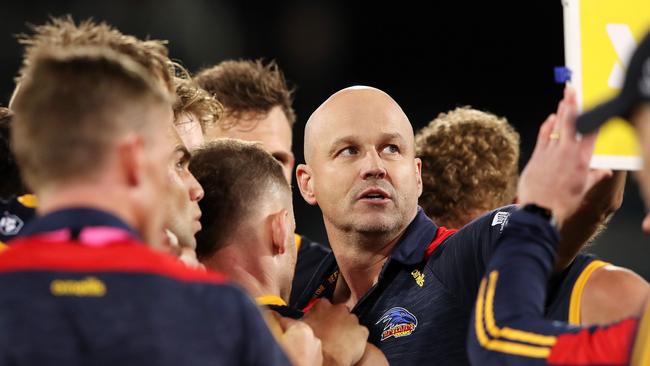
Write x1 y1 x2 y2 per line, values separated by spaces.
303 298 321 313
424 226 458 260
0 238 227 284
301 226 457 312
548 318 637 365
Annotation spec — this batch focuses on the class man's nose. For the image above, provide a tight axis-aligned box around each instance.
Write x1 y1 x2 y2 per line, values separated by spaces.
360 149 387 180
189 173 204 202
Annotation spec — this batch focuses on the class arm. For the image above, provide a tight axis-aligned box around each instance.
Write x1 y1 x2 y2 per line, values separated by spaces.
519 88 625 271
470 87 639 365
467 210 637 366
580 264 650 325
555 170 626 271
439 169 624 307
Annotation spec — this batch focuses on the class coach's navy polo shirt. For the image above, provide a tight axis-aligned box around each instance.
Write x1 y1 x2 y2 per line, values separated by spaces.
0 207 290 366
295 206 516 365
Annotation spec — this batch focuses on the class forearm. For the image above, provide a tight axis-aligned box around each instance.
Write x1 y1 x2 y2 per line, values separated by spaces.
555 170 626 271
469 209 562 365
468 209 636 365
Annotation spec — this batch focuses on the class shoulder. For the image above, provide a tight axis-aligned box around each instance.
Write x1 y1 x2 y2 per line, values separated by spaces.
0 238 227 286
461 205 517 235
581 264 650 325
437 205 517 251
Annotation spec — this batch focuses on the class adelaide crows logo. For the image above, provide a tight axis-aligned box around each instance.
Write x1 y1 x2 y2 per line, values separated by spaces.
0 212 23 236
376 307 418 341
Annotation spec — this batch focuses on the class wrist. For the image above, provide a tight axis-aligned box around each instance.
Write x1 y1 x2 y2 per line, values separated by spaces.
520 203 559 229
520 203 551 218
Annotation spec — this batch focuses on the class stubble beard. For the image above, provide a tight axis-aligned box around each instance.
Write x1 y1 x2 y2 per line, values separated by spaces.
326 203 406 244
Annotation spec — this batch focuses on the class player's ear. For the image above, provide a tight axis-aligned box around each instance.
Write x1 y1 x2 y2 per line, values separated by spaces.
296 164 317 205
270 209 289 255
414 157 423 198
118 134 145 188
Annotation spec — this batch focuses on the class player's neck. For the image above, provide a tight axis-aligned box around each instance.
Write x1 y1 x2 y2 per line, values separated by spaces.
36 183 136 229
331 259 387 309
202 246 283 302
328 228 404 309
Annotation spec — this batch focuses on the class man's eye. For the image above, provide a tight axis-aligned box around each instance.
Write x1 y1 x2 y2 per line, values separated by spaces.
339 146 358 157
383 144 399 154
174 157 188 171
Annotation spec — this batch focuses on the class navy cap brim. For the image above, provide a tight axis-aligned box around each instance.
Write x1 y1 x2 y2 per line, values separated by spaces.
576 95 633 134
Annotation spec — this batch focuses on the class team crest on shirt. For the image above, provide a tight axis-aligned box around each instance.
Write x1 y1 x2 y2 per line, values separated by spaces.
376 307 418 341
0 212 23 236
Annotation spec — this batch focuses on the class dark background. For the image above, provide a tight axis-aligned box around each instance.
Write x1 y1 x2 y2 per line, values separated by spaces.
1 1 647 278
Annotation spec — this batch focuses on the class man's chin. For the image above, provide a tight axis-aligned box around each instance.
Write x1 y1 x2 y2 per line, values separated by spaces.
177 234 197 250
352 217 401 235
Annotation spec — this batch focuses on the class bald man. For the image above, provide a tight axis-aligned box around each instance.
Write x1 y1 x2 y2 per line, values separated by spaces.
294 86 617 365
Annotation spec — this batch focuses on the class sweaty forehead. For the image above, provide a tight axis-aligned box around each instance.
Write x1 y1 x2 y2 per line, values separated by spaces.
305 87 414 158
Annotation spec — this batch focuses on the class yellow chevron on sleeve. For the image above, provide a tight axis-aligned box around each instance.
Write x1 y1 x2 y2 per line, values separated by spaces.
568 260 609 325
474 272 555 359
294 233 302 252
485 271 557 346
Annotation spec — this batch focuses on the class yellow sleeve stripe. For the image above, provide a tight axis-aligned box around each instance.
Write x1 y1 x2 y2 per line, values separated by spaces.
485 271 557 346
568 259 609 325
474 271 557 358
631 299 650 366
0 242 7 252
294 233 302 253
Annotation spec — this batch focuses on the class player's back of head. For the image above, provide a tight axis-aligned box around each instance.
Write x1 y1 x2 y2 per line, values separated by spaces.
189 138 291 260
16 16 174 94
415 107 519 228
11 45 173 192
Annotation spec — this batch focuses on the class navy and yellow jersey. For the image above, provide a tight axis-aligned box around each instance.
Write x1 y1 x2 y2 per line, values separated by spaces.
0 194 37 246
0 208 290 366
294 206 517 365
468 209 641 366
258 295 304 320
256 295 304 347
289 233 330 308
545 253 609 325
